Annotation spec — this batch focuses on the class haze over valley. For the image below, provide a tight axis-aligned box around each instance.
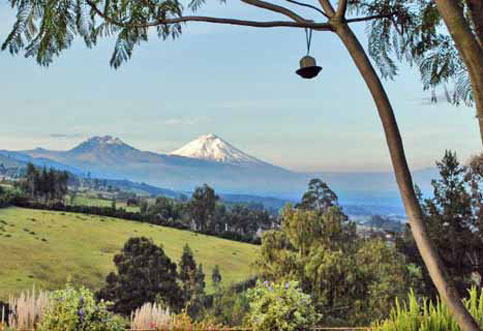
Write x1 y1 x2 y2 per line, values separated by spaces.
1 133 440 218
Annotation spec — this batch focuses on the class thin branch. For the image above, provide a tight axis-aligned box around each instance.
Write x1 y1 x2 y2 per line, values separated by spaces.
345 13 395 23
284 0 330 19
85 0 332 30
335 0 347 19
240 0 307 22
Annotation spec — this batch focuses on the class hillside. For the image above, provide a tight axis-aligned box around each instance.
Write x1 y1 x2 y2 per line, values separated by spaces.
0 207 258 300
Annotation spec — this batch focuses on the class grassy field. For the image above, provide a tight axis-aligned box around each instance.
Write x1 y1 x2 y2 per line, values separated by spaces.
71 195 140 213
0 207 258 300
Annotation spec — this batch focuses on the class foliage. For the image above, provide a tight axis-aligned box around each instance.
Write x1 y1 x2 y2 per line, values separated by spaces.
296 178 339 213
0 186 23 208
210 286 251 327
188 184 218 232
18 163 69 204
179 244 206 319
397 152 483 298
246 281 320 331
349 0 473 104
255 181 410 325
98 237 183 315
374 287 483 330
38 283 123 331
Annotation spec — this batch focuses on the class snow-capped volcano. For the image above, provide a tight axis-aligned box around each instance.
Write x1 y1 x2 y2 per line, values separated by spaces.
171 133 265 165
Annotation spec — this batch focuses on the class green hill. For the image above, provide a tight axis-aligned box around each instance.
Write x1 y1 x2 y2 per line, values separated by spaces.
0 207 259 300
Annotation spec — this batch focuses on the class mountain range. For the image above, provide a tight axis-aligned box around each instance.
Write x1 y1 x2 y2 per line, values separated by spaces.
0 134 439 217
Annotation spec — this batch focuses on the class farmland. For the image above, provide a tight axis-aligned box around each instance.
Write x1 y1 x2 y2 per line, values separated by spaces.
0 207 258 300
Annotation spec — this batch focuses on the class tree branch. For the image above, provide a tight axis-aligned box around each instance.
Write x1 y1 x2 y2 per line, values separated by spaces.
283 0 330 19
345 13 395 23
335 0 347 19
240 0 307 22
317 0 335 17
85 0 332 30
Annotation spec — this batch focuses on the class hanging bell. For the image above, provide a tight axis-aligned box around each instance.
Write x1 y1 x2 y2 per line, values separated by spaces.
296 55 322 79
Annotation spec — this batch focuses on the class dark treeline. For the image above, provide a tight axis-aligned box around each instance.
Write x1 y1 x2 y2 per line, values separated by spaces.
17 163 69 204
140 184 275 242
3 164 276 244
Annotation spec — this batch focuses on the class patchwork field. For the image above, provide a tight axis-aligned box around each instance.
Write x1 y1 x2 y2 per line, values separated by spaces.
0 207 258 300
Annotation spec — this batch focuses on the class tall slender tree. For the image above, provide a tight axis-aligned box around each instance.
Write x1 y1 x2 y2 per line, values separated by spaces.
3 0 476 328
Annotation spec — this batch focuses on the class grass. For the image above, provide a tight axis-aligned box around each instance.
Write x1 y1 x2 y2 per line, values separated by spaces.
0 207 259 300
70 195 140 213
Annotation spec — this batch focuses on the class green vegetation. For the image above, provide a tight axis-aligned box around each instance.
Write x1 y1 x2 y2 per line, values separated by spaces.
38 283 124 331
99 237 183 315
374 288 483 330
254 198 410 326
0 207 258 300
246 281 319 331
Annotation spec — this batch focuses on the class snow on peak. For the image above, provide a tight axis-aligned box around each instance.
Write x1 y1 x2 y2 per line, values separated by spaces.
88 136 125 145
171 134 264 165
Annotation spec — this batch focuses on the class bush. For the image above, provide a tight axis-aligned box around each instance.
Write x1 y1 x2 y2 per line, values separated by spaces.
373 288 483 330
38 283 123 331
246 281 320 331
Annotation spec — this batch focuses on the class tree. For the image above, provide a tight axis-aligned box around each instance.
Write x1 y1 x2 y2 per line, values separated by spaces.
3 0 473 327
179 244 197 304
192 263 206 318
296 178 339 212
212 265 222 287
255 202 408 325
178 244 206 319
98 237 183 315
20 164 69 204
399 151 483 298
188 184 218 232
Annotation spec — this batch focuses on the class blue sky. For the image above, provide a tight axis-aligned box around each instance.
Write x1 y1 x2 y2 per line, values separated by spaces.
0 1 480 172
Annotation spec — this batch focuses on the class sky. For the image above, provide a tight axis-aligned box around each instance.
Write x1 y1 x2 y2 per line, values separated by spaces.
0 1 480 172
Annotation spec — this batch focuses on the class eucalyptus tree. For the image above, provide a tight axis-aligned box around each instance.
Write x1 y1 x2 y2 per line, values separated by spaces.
2 0 477 328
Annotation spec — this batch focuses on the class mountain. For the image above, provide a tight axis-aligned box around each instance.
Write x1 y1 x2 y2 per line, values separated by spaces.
171 133 268 166
19 135 302 196
5 134 438 217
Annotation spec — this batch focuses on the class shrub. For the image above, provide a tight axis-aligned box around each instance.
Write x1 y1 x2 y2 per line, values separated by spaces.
373 288 483 330
38 283 123 331
246 281 320 331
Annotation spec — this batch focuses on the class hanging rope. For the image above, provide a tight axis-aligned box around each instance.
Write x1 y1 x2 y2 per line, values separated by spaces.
304 28 313 55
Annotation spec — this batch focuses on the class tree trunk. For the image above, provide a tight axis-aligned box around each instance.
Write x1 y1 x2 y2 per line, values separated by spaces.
333 22 480 331
435 0 483 147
